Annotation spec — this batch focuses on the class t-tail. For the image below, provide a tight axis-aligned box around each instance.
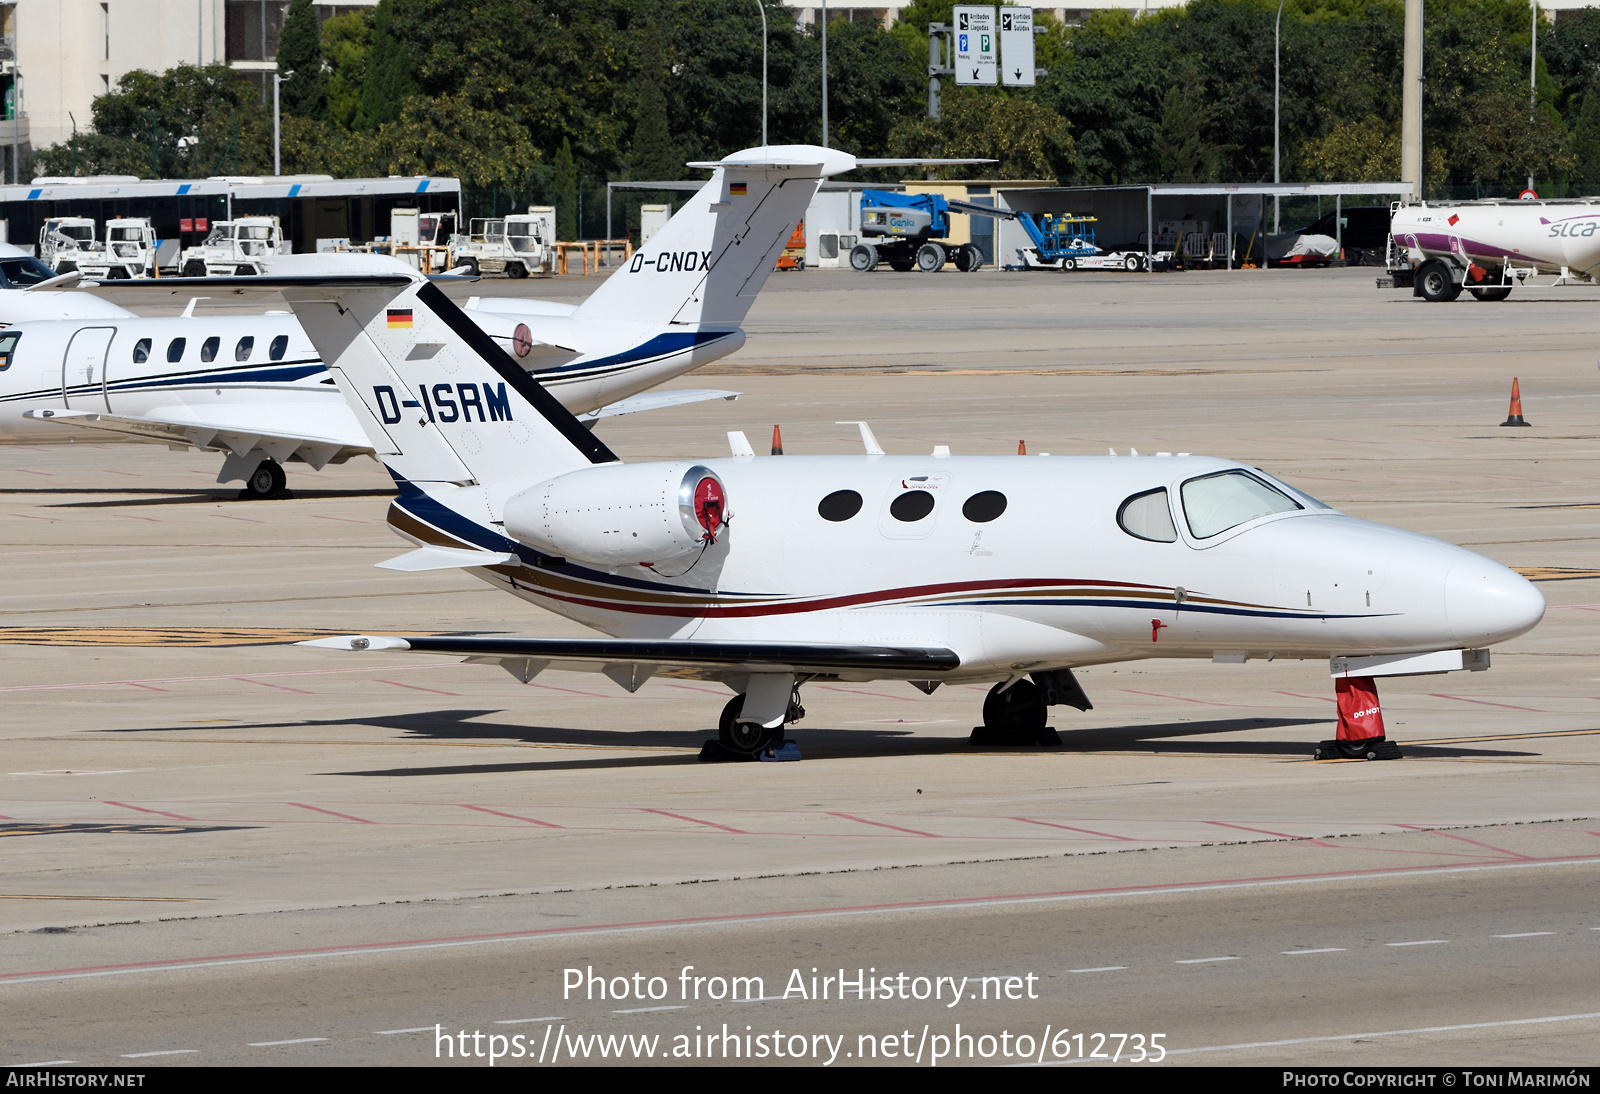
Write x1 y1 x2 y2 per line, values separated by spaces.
573 145 858 329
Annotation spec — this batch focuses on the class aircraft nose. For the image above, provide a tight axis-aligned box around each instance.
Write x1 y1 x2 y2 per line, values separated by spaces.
1445 558 1545 646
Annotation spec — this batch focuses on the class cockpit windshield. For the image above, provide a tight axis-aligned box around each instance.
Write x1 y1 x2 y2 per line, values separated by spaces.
1180 470 1303 539
0 256 60 287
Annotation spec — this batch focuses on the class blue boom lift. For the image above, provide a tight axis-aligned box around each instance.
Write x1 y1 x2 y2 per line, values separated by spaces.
853 189 1128 273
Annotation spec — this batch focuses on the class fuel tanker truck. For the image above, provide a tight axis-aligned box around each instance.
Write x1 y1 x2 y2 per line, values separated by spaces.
1384 197 1600 302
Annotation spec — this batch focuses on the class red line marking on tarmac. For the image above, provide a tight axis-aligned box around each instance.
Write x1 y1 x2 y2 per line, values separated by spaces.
1426 693 1543 713
288 802 375 824
815 685 917 702
212 514 266 523
1120 689 1235 707
1390 824 1533 860
111 514 158 522
665 683 728 696
1204 821 1337 847
311 515 367 524
13 469 51 476
10 512 57 520
104 801 197 822
124 683 169 692
12 853 1600 985
527 682 611 699
1275 691 1336 703
102 471 140 477
375 679 461 696
235 677 312 694
458 804 562 829
825 812 941 838
1011 817 1135 840
641 808 749 835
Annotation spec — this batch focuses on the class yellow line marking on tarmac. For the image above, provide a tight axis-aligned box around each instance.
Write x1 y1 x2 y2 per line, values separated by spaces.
0 627 343 647
1408 727 1600 745
1514 567 1600 582
0 894 205 902
31 736 699 753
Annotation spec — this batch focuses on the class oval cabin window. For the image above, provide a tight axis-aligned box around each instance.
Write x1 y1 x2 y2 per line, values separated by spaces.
889 490 936 522
1118 488 1178 543
962 490 1007 522
817 489 863 522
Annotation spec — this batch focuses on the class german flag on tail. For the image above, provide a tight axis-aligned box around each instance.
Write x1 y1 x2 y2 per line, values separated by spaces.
387 308 414 329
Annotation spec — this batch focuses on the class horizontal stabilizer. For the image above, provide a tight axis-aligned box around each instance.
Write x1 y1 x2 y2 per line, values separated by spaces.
376 546 519 572
300 634 961 678
577 388 741 422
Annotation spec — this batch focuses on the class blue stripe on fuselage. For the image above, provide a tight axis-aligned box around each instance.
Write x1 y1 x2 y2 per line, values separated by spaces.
528 331 733 377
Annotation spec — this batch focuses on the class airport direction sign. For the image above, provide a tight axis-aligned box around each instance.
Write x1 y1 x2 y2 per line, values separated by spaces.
1000 7 1035 87
953 6 998 86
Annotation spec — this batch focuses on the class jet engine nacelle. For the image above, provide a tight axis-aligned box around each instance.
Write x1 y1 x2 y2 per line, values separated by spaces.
503 462 728 567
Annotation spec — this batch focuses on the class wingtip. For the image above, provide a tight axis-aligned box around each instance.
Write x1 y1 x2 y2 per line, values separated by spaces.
297 635 413 652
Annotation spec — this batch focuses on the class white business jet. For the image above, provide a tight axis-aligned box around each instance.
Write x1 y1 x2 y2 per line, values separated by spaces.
265 147 1545 756
0 243 135 324
0 145 837 496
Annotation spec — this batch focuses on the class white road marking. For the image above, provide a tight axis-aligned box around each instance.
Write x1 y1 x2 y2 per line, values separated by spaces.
1387 940 1449 947
247 1038 328 1047
1282 948 1346 955
1493 932 1554 938
612 1005 686 1014
15 1062 74 1067
120 1049 198 1058
1036 1009 1600 1065
1069 966 1128 973
11 856 1599 988
373 1027 435 1035
494 1017 564 1025
1175 956 1239 964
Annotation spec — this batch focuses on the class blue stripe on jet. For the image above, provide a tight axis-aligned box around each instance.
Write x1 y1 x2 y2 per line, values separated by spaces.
964 598 1384 621
104 363 326 391
530 331 734 377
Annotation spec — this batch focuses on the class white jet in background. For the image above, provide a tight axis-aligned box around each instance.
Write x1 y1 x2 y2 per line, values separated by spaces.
273 167 1544 758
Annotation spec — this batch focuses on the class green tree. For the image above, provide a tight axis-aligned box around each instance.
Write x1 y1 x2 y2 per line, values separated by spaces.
555 136 578 240
360 0 416 130
278 0 328 120
323 11 371 130
1154 65 1223 182
1573 90 1600 188
888 86 1076 180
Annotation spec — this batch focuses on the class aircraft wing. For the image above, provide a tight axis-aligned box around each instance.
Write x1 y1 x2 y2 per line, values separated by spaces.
21 407 371 470
300 634 960 685
577 388 740 422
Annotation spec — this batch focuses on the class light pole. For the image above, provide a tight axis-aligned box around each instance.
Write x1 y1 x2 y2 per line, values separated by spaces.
273 70 293 176
754 0 767 146
1529 0 1538 190
821 0 828 148
1273 0 1286 234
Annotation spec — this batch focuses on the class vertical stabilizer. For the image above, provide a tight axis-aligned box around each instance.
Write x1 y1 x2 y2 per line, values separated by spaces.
576 145 855 329
275 265 615 493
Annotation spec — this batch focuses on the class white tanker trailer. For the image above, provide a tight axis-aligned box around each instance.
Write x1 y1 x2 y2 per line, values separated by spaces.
1382 197 1600 302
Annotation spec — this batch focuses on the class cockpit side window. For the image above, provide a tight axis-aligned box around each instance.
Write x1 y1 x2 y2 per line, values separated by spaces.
132 337 151 364
1117 488 1178 542
0 331 19 371
1180 470 1302 539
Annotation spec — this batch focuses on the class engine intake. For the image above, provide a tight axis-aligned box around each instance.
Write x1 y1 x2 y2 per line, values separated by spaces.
503 463 728 568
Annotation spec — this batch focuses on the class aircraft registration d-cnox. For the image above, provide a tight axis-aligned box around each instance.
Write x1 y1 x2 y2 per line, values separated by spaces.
0 141 864 496
270 147 1547 760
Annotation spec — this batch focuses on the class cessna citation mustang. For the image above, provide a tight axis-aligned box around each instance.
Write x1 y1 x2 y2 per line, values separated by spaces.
0 243 135 324
0 142 852 497
271 152 1547 757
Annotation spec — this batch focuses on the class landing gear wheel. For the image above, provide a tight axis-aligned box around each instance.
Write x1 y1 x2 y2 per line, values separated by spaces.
506 262 528 279
1416 260 1461 302
241 459 287 499
971 680 1054 746
718 695 774 755
849 243 879 272
1469 285 1511 302
915 242 946 272
1123 253 1142 272
954 243 983 272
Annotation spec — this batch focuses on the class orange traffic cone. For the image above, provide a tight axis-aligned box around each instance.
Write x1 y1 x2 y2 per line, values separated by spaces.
771 425 784 455
1501 378 1530 427
1017 440 1027 455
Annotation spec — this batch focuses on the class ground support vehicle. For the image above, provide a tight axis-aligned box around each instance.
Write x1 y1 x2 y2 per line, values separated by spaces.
774 223 806 271
179 217 283 277
450 214 552 278
1380 197 1600 303
38 218 101 274
78 218 157 280
850 190 996 272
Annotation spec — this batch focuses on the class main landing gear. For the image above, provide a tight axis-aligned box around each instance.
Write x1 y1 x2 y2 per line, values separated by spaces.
706 683 806 761
239 458 289 499
969 669 1093 747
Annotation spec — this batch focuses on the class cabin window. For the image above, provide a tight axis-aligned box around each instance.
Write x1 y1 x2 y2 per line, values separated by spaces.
0 331 18 371
166 338 186 363
962 490 1007 523
1117 488 1177 543
131 337 151 364
817 489 863 522
269 334 289 361
1181 470 1302 539
889 490 936 522
200 336 220 363
235 336 254 362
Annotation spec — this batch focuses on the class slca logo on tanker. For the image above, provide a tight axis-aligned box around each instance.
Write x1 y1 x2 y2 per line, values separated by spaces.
629 250 713 274
372 383 512 425
1547 219 1600 238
